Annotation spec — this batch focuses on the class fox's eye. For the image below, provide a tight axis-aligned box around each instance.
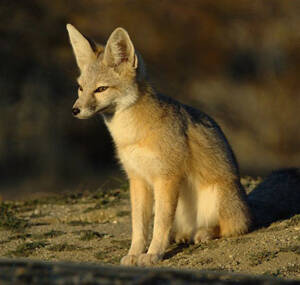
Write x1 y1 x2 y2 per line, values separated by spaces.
78 85 83 92
94 86 108 93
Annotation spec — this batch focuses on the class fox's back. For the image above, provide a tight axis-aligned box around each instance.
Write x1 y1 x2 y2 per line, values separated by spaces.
156 93 240 180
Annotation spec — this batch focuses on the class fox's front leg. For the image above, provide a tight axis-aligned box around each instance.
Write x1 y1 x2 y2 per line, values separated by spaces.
121 177 153 266
138 176 180 266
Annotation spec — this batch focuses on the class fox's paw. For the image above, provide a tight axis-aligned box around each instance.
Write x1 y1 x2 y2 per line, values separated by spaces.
193 228 217 244
120 254 139 266
175 233 191 244
137 253 162 266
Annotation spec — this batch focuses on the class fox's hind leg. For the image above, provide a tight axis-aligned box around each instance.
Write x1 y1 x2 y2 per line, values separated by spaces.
193 226 219 243
191 183 220 243
193 182 251 242
171 182 197 244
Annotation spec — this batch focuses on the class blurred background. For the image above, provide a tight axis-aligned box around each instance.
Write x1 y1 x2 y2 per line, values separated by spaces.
1 0 299 199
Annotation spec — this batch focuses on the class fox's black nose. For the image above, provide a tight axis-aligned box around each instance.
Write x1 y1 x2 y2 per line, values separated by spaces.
72 108 80 116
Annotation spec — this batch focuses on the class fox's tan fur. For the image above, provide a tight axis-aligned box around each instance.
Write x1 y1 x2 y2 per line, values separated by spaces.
66 24 252 266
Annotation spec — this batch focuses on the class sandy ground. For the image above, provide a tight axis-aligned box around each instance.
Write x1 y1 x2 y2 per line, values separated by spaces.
0 177 299 280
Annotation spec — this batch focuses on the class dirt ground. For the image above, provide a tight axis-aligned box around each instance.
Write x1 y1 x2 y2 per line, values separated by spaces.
0 177 299 280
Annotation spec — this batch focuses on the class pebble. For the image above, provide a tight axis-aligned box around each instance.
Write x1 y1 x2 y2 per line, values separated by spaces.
34 209 41 215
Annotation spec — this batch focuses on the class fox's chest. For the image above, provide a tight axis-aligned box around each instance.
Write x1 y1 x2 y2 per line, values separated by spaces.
106 114 163 183
118 144 162 184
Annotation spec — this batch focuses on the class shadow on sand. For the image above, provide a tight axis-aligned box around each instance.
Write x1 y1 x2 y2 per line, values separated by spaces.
247 168 300 228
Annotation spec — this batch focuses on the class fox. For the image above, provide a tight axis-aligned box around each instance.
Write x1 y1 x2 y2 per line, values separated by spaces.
66 24 252 266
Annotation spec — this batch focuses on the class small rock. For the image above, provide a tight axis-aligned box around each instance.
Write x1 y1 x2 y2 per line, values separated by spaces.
34 209 41 215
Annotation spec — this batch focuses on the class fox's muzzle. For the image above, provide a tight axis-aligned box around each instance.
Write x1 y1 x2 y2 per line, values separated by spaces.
72 107 80 116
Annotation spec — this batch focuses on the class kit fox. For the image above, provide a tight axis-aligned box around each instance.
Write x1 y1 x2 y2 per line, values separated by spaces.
66 24 252 266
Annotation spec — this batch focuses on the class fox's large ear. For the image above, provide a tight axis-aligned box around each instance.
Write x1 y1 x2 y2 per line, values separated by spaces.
66 24 96 70
103 27 137 69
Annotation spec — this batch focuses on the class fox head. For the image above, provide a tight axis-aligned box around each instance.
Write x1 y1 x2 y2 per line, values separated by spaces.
66 24 145 119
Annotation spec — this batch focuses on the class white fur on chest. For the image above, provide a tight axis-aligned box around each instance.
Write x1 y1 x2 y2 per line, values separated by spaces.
119 145 162 184
106 111 162 184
